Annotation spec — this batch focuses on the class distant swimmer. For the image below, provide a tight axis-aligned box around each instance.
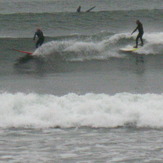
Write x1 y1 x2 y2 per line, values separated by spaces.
77 6 81 13
131 20 144 48
33 28 44 48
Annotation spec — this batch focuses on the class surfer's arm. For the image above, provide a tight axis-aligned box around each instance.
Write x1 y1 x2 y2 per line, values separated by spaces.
33 32 37 40
131 26 138 35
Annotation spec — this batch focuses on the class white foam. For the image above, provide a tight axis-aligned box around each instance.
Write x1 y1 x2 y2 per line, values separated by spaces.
0 92 163 129
132 32 163 54
32 37 125 60
103 33 132 44
32 32 163 59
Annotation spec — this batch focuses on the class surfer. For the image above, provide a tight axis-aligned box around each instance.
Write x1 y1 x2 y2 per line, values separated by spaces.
76 6 95 13
77 6 81 12
131 20 144 48
33 28 44 48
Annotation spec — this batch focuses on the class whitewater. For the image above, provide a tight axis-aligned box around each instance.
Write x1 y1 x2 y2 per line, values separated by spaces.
0 92 163 129
33 32 163 60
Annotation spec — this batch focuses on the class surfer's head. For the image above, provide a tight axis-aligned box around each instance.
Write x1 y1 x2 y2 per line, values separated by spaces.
36 28 41 32
136 20 140 24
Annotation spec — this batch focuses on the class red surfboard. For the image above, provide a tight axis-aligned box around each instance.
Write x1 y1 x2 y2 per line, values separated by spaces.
13 49 33 55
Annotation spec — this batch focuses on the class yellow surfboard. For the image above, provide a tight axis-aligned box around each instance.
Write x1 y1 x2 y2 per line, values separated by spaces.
120 47 140 52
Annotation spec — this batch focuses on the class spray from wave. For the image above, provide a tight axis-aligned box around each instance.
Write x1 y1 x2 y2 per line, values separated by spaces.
0 92 163 129
135 32 163 54
32 32 163 61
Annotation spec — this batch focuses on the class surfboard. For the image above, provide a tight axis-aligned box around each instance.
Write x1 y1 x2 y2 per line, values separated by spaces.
13 49 33 55
120 47 140 52
86 6 96 12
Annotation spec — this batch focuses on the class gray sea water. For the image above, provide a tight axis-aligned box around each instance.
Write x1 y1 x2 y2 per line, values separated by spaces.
0 0 163 162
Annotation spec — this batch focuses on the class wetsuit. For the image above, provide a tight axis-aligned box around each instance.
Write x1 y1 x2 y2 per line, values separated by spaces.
33 29 44 48
132 22 144 48
77 6 81 12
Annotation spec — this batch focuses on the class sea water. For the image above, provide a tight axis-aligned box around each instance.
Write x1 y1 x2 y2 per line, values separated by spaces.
0 0 163 162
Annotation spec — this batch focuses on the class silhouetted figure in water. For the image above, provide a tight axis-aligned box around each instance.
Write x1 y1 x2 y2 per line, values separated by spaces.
77 6 81 12
33 28 44 48
131 20 144 48
76 6 96 13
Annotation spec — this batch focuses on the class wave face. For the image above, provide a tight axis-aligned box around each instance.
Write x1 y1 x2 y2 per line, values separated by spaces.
1 32 162 62
0 92 163 129
32 32 163 61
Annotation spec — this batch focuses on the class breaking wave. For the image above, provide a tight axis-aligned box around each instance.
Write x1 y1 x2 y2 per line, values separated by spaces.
32 32 163 61
0 92 163 129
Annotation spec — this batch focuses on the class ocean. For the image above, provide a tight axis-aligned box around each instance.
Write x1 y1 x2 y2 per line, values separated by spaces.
0 0 163 162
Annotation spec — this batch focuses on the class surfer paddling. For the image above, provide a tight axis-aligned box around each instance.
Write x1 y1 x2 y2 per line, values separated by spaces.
76 6 96 13
33 28 45 48
131 20 144 48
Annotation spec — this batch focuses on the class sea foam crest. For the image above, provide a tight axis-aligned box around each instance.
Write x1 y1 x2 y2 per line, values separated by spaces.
32 32 163 59
32 35 126 60
33 40 103 54
0 92 163 129
136 32 163 54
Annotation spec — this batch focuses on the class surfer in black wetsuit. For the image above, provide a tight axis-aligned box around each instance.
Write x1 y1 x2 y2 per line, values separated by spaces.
131 20 144 48
33 28 44 48
77 6 81 12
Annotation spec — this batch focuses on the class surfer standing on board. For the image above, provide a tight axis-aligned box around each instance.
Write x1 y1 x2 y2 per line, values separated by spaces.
33 28 45 48
131 20 144 48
